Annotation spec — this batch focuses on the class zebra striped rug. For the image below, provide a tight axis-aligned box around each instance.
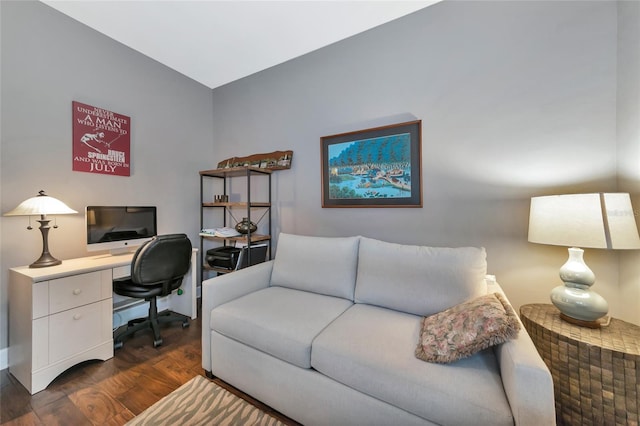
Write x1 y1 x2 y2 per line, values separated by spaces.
127 375 286 426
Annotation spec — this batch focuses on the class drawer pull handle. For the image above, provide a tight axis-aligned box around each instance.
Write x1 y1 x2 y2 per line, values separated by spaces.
73 314 82 320
73 289 82 295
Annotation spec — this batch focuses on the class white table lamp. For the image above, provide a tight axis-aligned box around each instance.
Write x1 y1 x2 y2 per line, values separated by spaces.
4 190 78 268
528 193 640 327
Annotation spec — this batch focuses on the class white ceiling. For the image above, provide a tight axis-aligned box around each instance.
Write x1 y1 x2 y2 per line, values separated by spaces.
41 1 439 89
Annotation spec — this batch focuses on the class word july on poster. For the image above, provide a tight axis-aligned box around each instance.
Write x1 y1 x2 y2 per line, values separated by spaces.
72 101 131 176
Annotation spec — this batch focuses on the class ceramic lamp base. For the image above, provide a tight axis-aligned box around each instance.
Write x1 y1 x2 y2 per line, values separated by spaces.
549 247 608 325
550 283 608 323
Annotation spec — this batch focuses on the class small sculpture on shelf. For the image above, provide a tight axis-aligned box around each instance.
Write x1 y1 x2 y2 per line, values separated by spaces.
235 217 257 234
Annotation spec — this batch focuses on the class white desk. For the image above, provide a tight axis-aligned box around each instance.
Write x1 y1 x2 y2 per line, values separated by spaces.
8 249 198 394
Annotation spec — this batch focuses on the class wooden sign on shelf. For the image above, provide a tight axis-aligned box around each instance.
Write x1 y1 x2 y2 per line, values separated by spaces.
217 150 293 171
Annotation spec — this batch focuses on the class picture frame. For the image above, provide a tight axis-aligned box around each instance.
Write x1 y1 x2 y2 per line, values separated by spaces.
72 101 131 176
320 120 422 208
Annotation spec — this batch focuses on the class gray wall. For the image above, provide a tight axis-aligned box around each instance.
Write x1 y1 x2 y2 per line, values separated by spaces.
212 1 637 322
617 1 640 322
0 1 214 352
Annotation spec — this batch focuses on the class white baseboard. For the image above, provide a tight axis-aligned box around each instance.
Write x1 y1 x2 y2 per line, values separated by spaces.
0 347 7 371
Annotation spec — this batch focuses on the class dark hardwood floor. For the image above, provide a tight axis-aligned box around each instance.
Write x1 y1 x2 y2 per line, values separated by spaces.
0 308 300 426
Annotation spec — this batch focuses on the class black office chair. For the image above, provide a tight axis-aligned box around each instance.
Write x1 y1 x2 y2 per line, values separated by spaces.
113 233 192 349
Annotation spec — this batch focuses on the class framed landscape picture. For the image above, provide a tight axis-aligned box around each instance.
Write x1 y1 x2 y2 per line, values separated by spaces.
320 120 422 208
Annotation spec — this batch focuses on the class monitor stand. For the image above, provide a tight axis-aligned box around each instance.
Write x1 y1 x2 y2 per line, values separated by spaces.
109 247 135 256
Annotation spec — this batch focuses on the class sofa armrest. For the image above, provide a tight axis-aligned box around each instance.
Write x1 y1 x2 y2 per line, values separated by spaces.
489 283 555 426
201 260 274 372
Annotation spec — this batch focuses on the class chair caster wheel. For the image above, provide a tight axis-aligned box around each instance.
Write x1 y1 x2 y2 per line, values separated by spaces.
182 321 190 328
153 338 163 347
114 341 123 350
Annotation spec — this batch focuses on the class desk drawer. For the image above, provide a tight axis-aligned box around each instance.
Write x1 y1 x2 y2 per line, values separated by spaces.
49 271 112 314
49 299 112 363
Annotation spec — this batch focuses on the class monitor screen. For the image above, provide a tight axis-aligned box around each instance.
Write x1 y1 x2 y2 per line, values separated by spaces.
86 206 157 254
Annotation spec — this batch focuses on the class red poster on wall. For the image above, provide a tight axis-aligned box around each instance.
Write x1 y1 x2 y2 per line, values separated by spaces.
72 101 131 176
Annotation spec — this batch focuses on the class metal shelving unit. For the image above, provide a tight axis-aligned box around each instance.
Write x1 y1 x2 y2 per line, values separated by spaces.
199 166 272 280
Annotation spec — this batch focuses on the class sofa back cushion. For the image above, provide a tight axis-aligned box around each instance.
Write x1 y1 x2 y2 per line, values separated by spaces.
354 237 487 316
271 233 360 300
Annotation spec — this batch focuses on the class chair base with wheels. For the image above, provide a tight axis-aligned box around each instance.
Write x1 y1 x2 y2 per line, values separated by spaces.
113 234 192 349
113 296 190 349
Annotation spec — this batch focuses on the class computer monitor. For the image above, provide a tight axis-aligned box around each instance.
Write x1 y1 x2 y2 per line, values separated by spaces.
86 206 157 255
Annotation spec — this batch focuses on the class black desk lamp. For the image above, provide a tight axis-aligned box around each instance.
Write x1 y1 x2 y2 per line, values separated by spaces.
4 190 78 268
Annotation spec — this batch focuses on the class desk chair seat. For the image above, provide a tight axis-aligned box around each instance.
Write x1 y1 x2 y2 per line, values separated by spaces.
113 233 192 349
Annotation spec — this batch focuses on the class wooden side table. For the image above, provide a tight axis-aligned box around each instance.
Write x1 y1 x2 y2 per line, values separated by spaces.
520 304 640 426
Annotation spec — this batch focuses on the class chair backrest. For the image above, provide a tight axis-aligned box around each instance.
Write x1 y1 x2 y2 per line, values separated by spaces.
130 234 192 287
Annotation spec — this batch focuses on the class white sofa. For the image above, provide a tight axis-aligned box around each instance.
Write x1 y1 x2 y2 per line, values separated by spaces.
201 233 555 426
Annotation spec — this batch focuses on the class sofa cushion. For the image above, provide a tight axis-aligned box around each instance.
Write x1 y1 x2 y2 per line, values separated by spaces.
210 286 352 368
271 233 360 299
311 304 514 426
354 237 487 316
416 292 521 364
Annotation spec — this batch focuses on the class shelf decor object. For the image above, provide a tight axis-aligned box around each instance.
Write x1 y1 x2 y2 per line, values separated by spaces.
235 217 257 234
528 193 640 327
216 150 293 171
4 190 78 268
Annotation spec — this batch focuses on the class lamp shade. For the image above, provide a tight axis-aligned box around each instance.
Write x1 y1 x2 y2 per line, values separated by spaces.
528 193 640 250
4 190 77 216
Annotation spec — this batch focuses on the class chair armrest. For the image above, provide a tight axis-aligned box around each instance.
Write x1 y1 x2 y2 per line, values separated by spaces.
489 283 556 426
201 260 273 372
